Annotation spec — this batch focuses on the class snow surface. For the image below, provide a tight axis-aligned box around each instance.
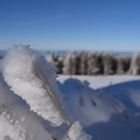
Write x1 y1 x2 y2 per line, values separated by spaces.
58 75 140 90
1 46 140 140
57 75 140 140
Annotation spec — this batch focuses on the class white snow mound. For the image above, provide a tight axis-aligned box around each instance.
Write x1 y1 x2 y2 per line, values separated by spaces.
2 47 66 126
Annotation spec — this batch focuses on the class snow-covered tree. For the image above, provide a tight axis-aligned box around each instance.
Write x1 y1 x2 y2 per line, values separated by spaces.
87 53 103 75
102 54 117 75
47 53 64 74
63 51 78 75
129 52 140 75
77 51 88 75
116 56 130 74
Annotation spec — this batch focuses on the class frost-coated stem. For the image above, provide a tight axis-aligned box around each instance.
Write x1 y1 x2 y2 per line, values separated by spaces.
34 62 71 127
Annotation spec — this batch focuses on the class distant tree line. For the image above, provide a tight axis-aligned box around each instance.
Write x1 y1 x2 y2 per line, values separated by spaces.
47 51 140 75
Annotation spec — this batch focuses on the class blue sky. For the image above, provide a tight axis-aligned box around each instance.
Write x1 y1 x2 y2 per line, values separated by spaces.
0 0 140 51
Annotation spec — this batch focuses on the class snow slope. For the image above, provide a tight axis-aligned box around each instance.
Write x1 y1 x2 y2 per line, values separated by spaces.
58 78 127 126
59 75 140 113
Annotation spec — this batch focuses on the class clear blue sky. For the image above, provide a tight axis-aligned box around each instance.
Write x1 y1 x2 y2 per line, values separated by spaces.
0 0 140 51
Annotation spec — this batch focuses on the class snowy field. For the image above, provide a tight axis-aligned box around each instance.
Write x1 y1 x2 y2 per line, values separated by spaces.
1 47 140 140
58 75 140 89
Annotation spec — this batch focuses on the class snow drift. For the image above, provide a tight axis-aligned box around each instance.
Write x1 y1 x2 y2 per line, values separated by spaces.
58 78 128 127
2 46 66 126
